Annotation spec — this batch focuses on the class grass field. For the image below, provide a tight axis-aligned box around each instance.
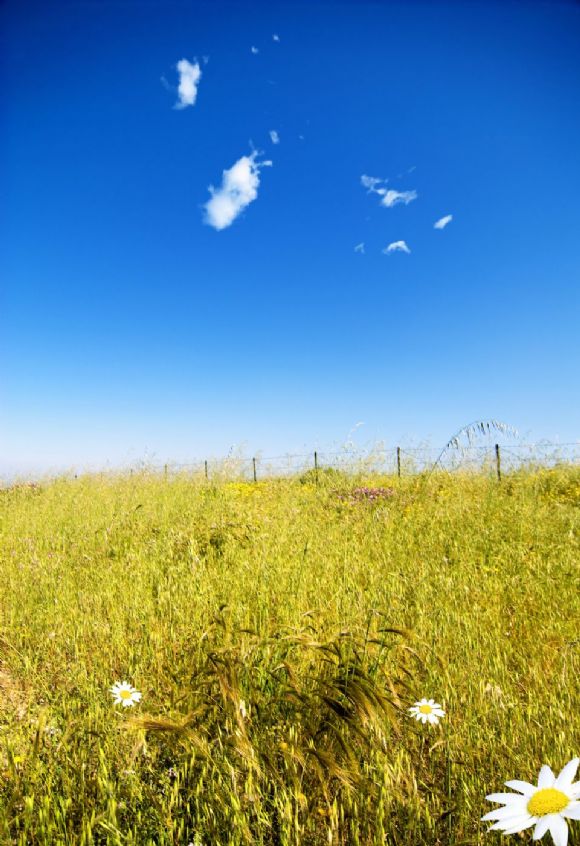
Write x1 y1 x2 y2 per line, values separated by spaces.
0 465 578 845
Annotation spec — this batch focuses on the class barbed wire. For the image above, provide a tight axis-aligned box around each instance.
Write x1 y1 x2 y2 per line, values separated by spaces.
151 442 579 481
167 442 578 465
6 442 575 486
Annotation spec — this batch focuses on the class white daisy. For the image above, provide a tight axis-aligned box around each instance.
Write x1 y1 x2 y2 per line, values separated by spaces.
408 698 445 725
110 680 142 708
482 757 580 846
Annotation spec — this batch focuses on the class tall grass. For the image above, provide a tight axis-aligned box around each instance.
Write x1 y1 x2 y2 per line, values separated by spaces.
0 465 578 844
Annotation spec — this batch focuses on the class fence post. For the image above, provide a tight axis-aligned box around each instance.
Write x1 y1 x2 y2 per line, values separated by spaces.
314 451 319 485
495 443 501 482
252 457 257 483
396 446 401 478
204 460 208 481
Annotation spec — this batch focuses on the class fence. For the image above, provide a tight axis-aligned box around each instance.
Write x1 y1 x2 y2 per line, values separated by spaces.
149 441 579 483
4 442 578 487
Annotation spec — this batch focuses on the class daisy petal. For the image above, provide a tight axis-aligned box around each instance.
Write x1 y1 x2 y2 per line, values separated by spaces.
482 803 527 822
533 817 551 840
505 780 536 796
538 765 556 789
482 810 508 823
501 816 536 834
561 803 580 820
486 793 524 804
569 781 580 799
488 814 534 832
488 820 510 831
555 759 580 791
548 814 568 846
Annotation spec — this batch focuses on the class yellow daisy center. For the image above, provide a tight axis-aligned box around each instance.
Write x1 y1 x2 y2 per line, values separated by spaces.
419 704 432 714
120 689 132 700
527 788 569 817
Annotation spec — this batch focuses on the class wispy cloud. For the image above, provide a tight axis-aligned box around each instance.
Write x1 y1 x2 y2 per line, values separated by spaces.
383 241 411 254
269 130 280 145
380 189 417 208
251 46 259 54
354 243 365 254
345 421 365 448
397 165 416 178
434 214 453 229
204 151 272 231
361 174 386 193
273 34 280 42
361 175 417 208
174 59 201 109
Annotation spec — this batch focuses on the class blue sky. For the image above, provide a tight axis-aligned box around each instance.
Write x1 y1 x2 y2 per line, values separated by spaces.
2 0 579 475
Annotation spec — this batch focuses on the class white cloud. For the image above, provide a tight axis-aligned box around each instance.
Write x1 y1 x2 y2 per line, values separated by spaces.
380 189 417 208
251 46 259 54
361 175 417 208
204 151 272 231
354 243 365 254
269 130 280 144
383 241 410 254
175 59 201 109
273 34 280 42
434 214 453 229
361 174 385 193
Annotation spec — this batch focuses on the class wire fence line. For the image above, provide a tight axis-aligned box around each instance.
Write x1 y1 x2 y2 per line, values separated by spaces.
144 441 579 482
4 443 576 487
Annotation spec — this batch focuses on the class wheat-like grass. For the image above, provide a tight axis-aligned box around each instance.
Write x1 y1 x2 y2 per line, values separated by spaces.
0 465 578 844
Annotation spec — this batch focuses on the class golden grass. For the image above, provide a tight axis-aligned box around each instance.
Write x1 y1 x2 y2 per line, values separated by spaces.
0 465 578 845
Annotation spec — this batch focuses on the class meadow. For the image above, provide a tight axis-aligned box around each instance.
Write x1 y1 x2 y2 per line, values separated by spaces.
0 464 578 845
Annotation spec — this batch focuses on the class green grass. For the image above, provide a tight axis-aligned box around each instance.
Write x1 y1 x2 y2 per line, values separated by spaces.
0 466 578 845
